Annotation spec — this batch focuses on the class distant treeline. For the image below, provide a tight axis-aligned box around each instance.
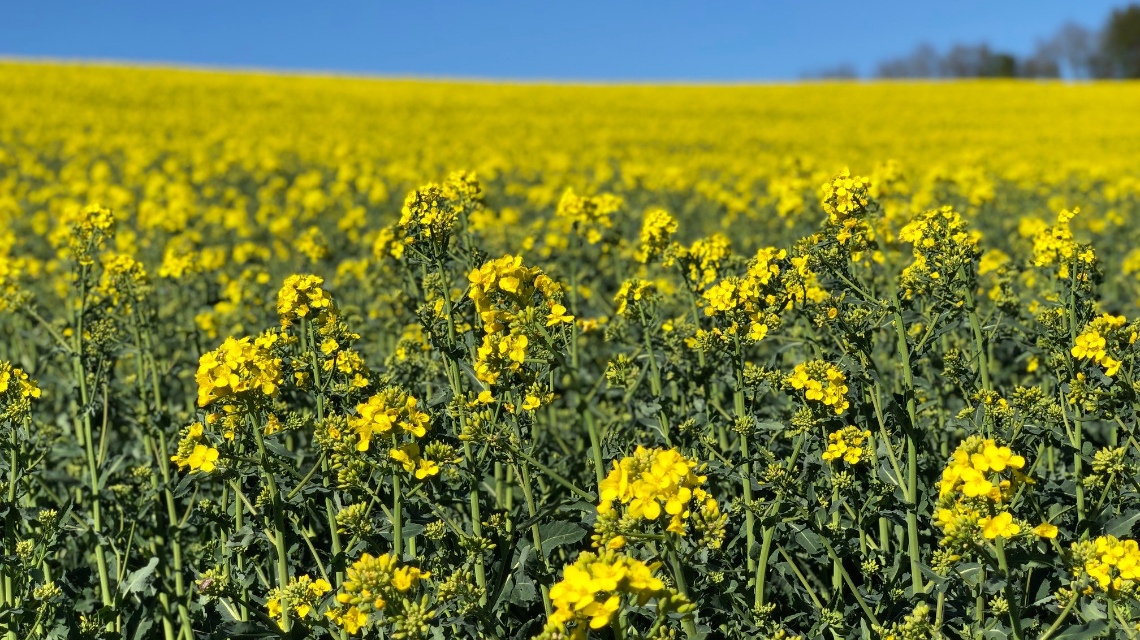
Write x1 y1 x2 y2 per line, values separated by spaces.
816 5 1140 79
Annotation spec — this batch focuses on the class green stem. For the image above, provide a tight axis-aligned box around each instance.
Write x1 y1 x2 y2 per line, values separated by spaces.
253 424 290 631
667 545 699 638
963 285 992 392
393 470 403 559
994 539 1023 640
517 463 552 616
733 375 758 606
890 291 924 596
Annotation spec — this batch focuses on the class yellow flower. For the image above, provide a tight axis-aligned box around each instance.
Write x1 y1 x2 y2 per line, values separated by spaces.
330 605 368 633
980 511 1020 540
545 303 574 326
1032 523 1058 539
970 443 1025 473
186 445 219 473
389 443 421 474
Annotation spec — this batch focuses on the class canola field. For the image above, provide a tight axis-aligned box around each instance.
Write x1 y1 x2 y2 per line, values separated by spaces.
4 62 1140 639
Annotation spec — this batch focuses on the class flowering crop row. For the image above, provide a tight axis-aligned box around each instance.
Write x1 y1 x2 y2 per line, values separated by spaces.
2 64 1140 639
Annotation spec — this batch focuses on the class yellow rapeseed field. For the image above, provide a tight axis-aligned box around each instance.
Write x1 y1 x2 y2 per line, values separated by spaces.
3 61 1140 639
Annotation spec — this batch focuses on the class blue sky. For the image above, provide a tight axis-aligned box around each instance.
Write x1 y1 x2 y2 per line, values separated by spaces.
0 1 1124 80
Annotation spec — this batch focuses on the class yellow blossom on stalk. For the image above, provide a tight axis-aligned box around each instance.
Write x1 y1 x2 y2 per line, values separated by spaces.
349 388 429 452
97 251 148 305
1071 536 1140 593
277 274 332 326
980 512 1020 540
62 204 116 266
0 361 41 422
1033 207 1095 280
821 427 871 465
195 335 283 407
474 331 529 386
267 574 331 627
1071 313 1129 377
389 442 441 480
556 188 621 244
787 361 849 414
703 279 737 314
170 422 224 474
543 551 676 634
672 234 731 289
597 446 719 537
614 278 654 318
398 181 461 248
468 254 566 332
545 303 573 327
0 254 28 312
820 169 873 249
934 436 1030 551
327 552 430 634
1032 523 1058 539
185 444 219 473
897 206 981 297
821 169 870 221
637 207 677 263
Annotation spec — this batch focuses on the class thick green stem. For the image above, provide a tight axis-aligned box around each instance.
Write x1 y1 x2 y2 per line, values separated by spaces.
393 472 403 558
733 381 757 605
517 463 552 616
253 425 290 631
667 546 699 638
5 428 18 640
584 409 605 488
963 285 992 392
890 292 925 596
994 539 1023 640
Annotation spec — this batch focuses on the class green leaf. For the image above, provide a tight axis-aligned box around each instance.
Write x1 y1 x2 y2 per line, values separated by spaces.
1104 511 1140 538
539 521 587 558
1052 621 1108 639
120 557 159 595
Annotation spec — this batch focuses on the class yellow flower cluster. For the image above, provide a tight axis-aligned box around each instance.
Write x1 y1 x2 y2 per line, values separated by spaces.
935 437 1036 547
939 438 1025 502
0 361 41 422
597 446 718 537
702 247 787 342
543 551 670 636
468 255 569 390
195 334 283 407
348 388 430 452
1071 313 1133 377
636 207 678 264
1032 208 1096 280
787 360 850 415
898 206 981 296
267 574 331 626
61 204 116 267
555 188 622 244
821 427 872 465
613 278 654 318
277 274 333 327
0 254 28 312
1071 536 1140 594
399 183 458 247
820 169 870 224
326 553 430 634
399 172 482 248
97 252 149 306
469 255 566 332
170 423 220 474
671 234 731 290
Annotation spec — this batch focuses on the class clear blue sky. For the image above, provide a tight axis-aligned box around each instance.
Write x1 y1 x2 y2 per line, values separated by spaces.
0 1 1125 80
